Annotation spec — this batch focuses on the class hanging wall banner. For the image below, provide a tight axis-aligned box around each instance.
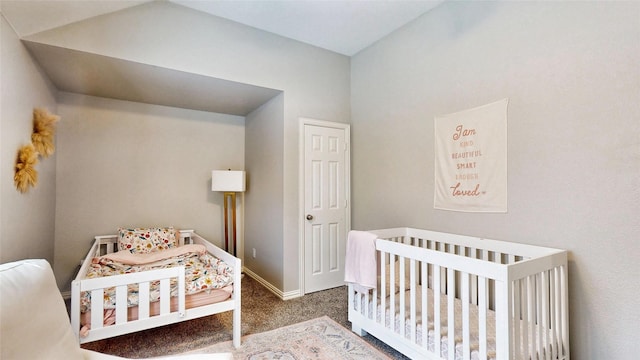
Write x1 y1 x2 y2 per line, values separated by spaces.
434 98 508 212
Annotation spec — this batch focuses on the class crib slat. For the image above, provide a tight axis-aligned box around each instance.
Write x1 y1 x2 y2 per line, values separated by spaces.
534 273 542 359
521 278 529 360
399 256 406 339
470 248 478 306
541 270 551 360
526 275 535 359
115 285 127 324
364 289 370 320
495 280 512 360
390 254 396 333
447 267 455 360
439 242 447 294
381 251 387 328
560 265 570 359
479 276 488 360
553 267 562 359
513 279 521 360
556 267 565 357
550 270 557 359
410 259 417 343
482 250 491 308
371 250 380 321
372 282 378 322
421 260 428 348
362 291 369 319
434 265 442 355
462 272 470 360
519 279 526 358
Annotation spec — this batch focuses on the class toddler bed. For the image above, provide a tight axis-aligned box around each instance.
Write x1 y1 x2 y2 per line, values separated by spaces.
346 228 569 360
70 227 241 348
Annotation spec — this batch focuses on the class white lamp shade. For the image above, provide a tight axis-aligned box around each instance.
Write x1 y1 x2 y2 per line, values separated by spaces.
212 170 246 192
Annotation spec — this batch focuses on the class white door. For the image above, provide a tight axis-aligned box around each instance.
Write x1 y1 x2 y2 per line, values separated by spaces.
302 119 350 294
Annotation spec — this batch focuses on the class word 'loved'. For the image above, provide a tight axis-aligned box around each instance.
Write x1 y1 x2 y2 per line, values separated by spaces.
450 182 482 197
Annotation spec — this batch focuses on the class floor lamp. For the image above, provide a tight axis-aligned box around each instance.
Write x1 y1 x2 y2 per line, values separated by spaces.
211 170 246 256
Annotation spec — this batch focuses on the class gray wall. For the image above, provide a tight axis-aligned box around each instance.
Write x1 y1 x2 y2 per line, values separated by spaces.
351 2 639 359
0 15 57 263
245 94 285 290
53 93 244 289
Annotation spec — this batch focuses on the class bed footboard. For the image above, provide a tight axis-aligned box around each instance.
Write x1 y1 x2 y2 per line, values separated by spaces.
71 230 241 348
71 266 187 343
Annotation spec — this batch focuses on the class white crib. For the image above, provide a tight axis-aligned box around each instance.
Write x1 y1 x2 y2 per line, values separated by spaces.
347 228 569 360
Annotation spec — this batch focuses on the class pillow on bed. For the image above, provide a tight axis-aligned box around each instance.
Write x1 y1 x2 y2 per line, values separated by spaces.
118 226 179 254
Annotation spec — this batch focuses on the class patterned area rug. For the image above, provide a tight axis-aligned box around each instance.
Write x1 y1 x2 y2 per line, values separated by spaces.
187 316 391 360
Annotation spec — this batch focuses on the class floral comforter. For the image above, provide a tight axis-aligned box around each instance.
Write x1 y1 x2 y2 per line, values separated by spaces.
80 244 233 313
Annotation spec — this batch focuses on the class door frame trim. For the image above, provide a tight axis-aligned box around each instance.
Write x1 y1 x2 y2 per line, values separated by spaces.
298 117 351 295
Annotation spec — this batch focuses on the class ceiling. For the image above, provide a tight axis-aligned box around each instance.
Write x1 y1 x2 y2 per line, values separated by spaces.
2 0 444 56
172 0 443 56
2 0 444 115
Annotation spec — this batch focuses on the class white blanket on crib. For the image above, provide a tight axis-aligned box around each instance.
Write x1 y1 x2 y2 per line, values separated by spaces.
344 230 378 292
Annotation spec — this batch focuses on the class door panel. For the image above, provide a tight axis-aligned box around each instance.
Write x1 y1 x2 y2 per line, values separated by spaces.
303 123 349 293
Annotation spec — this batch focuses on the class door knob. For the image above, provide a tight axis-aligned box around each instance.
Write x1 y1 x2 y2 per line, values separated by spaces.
306 214 313 220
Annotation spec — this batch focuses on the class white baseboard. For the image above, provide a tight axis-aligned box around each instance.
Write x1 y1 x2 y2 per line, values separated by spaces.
243 266 302 300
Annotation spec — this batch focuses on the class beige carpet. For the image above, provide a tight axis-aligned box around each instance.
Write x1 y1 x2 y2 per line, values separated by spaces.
186 316 391 360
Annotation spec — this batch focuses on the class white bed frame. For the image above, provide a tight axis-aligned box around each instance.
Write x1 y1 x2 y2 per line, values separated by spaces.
348 228 569 360
70 230 241 348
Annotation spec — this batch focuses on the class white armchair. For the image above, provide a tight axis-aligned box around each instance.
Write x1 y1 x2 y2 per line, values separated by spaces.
0 259 231 360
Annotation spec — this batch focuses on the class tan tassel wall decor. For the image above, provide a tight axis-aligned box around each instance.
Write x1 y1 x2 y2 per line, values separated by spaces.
14 143 39 193
13 108 59 193
31 108 59 158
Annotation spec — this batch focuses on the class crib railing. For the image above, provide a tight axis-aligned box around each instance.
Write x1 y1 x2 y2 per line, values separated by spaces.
349 228 569 360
